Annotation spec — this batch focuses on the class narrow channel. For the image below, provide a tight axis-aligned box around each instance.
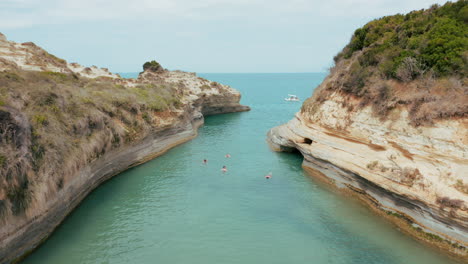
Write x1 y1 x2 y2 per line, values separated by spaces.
22 73 457 264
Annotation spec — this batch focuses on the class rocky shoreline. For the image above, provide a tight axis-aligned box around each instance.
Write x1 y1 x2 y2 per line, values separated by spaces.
0 97 248 264
267 107 468 261
0 32 249 264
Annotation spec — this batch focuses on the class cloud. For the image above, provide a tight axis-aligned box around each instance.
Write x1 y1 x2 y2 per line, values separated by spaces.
0 0 451 72
0 0 450 29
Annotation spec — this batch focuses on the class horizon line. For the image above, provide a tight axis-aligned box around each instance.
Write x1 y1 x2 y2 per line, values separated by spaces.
118 71 328 74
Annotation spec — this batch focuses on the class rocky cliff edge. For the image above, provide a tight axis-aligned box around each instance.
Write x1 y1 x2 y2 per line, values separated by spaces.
0 32 249 263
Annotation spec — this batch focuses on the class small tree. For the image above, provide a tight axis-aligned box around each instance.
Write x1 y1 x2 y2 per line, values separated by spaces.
143 60 163 72
396 57 427 82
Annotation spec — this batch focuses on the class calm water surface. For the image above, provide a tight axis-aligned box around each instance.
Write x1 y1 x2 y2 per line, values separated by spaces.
23 73 459 264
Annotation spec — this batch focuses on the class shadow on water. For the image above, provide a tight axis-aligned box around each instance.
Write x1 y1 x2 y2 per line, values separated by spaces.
203 111 243 126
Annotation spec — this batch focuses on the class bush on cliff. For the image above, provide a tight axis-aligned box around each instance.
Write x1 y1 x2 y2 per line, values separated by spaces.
308 0 468 126
335 1 467 79
143 60 164 72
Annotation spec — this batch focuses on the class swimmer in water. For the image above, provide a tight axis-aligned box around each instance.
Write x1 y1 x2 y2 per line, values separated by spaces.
265 172 272 179
203 159 207 164
221 165 227 172
225 154 231 158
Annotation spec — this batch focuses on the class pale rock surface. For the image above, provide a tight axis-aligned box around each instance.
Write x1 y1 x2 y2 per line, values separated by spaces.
268 91 468 257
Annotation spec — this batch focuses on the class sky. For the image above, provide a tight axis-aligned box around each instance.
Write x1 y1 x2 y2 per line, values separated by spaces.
0 0 450 73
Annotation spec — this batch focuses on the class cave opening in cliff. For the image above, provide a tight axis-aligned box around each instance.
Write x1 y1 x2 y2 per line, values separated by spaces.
303 138 313 145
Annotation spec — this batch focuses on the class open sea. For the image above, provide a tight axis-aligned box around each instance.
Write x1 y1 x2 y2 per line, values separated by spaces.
22 73 459 264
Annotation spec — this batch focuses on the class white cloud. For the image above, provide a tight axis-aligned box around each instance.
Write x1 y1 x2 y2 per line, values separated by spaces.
0 0 452 72
0 0 450 29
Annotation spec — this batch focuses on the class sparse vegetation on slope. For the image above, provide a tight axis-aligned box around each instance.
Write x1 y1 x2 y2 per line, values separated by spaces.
0 69 182 218
0 32 249 263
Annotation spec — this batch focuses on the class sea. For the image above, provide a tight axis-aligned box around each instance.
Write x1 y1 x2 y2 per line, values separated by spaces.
22 73 459 264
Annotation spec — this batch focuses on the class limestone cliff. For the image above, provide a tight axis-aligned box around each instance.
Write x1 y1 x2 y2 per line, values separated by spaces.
268 1 467 260
0 33 249 263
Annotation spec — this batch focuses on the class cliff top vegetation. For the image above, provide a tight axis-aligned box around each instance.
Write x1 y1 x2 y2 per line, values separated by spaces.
335 0 467 80
304 0 467 126
143 60 164 73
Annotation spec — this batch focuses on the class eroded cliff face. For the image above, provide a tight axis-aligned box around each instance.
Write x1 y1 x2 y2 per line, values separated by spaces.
268 81 467 258
0 33 249 263
268 2 467 257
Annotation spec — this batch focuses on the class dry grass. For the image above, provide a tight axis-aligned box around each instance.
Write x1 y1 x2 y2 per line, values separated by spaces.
366 160 379 170
436 196 465 210
399 167 422 187
0 69 183 220
454 180 468 195
303 57 467 127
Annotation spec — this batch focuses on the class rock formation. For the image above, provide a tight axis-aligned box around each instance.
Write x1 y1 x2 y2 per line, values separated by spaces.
268 1 467 260
0 33 249 263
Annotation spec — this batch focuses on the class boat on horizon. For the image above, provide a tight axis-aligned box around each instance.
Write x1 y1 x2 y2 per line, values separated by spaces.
285 94 300 102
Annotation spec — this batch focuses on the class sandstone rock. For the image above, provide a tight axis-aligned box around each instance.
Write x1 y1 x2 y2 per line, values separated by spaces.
268 90 468 259
0 32 250 264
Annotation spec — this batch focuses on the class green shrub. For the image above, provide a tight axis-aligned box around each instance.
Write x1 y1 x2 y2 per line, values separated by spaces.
336 0 468 79
142 112 151 123
343 62 371 94
40 71 69 82
48 105 61 114
0 72 22 82
346 27 368 57
38 92 57 106
33 114 48 126
424 232 444 242
29 127 45 172
81 97 94 105
131 86 150 99
0 155 5 167
7 180 32 215
385 210 404 218
44 51 67 64
421 17 467 75
143 60 163 72
148 98 168 112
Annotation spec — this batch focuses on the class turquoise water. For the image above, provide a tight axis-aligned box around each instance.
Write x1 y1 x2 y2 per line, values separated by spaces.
119 72 141 79
22 73 458 264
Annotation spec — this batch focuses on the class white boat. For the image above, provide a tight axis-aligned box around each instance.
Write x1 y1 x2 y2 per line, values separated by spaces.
285 94 300 101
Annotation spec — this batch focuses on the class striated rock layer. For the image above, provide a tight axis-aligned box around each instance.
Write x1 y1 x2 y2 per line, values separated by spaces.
267 88 467 259
267 2 467 258
0 33 249 263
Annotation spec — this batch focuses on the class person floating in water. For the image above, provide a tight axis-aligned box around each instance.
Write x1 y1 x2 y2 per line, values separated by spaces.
203 159 207 164
225 154 231 158
221 165 227 172
265 172 272 179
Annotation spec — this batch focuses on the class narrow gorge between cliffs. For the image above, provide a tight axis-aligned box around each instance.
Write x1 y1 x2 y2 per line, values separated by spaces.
22 73 460 264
